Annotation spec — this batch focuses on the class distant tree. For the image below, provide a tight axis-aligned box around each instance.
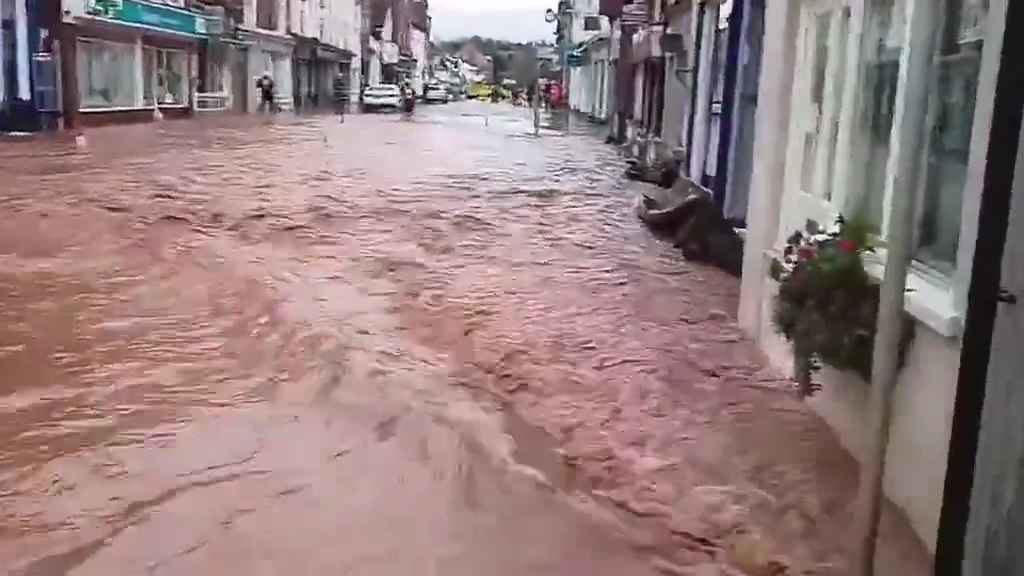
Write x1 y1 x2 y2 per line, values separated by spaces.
437 36 541 86
510 46 539 87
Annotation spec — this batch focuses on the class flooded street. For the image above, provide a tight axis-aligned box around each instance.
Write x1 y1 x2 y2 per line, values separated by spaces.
0 103 930 575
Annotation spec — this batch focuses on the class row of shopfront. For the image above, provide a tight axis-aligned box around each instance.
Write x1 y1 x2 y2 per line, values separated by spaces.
0 0 356 131
566 0 762 224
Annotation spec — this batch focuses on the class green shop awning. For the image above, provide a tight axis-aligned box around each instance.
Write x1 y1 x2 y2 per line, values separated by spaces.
87 0 212 37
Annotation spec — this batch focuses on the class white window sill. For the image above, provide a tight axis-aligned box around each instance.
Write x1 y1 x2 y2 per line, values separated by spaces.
763 249 964 339
81 105 187 113
862 254 964 339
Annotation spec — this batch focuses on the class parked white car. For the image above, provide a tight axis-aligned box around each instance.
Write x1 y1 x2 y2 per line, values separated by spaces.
424 84 450 104
362 85 402 111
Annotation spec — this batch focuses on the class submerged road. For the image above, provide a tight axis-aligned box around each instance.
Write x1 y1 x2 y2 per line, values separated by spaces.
0 103 930 575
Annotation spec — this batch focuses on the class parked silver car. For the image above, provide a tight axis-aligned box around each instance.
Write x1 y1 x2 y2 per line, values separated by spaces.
423 84 450 104
362 85 402 111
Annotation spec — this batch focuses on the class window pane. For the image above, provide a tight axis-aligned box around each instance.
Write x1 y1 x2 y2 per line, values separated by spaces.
812 14 831 106
77 39 136 109
846 0 905 231
799 15 829 197
801 133 816 194
915 0 986 271
143 48 155 105
145 49 187 105
163 51 186 104
822 9 849 202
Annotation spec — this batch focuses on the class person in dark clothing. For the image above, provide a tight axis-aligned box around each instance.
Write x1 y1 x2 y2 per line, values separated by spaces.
257 73 276 113
402 83 416 114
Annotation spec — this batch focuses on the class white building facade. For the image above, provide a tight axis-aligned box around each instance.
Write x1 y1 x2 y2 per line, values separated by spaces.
289 0 362 108
563 0 604 116
409 24 427 94
240 0 294 111
740 0 1007 552
568 32 612 121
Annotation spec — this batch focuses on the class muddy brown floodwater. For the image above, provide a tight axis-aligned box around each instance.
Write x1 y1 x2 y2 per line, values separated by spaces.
0 103 931 575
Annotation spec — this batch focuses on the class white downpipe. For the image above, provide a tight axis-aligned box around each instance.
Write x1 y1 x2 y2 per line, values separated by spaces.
0 16 6 103
134 37 144 107
14 0 30 100
854 0 939 572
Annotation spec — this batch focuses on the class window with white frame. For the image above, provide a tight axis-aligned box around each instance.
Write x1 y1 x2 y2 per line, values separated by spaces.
782 0 998 332
143 47 187 106
77 38 137 109
913 0 989 273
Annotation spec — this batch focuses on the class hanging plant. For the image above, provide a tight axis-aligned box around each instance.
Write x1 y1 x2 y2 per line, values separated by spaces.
769 218 912 397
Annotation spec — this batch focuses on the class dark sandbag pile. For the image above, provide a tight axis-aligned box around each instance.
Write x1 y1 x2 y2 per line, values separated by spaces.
636 178 744 277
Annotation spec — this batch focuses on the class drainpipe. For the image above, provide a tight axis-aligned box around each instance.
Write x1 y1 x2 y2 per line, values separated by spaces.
58 19 79 129
616 25 635 143
14 0 30 100
853 0 939 572
853 139 915 576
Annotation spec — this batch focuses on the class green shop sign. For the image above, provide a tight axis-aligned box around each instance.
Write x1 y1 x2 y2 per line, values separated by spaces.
88 0 209 36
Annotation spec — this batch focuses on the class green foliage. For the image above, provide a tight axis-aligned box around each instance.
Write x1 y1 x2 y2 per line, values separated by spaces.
770 217 897 396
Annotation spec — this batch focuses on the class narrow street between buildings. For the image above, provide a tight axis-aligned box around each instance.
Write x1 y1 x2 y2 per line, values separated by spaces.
0 103 930 575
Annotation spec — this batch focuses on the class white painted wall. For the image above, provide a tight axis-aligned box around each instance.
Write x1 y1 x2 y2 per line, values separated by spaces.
245 40 293 111
632 64 644 124
410 27 427 94
565 0 600 110
320 0 361 55
753 288 959 552
568 0 600 46
661 6 695 151
289 0 316 38
295 0 360 101
568 38 610 120
243 0 256 27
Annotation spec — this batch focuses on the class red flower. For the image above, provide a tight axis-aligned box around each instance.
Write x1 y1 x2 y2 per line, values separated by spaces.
798 246 817 261
838 239 858 254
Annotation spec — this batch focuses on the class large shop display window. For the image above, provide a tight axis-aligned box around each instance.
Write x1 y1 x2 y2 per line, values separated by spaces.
77 38 137 109
143 47 187 106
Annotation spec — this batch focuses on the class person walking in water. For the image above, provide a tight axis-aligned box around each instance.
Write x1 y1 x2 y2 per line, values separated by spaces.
401 82 416 116
257 72 276 113
333 72 348 123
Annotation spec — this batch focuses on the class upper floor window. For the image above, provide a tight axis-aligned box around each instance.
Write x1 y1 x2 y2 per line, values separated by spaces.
256 0 278 30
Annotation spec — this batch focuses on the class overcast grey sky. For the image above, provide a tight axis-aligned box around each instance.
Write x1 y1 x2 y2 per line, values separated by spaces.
430 0 559 43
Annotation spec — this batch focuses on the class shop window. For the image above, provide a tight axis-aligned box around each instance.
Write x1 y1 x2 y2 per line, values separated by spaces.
77 38 137 109
143 47 187 106
913 0 988 273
